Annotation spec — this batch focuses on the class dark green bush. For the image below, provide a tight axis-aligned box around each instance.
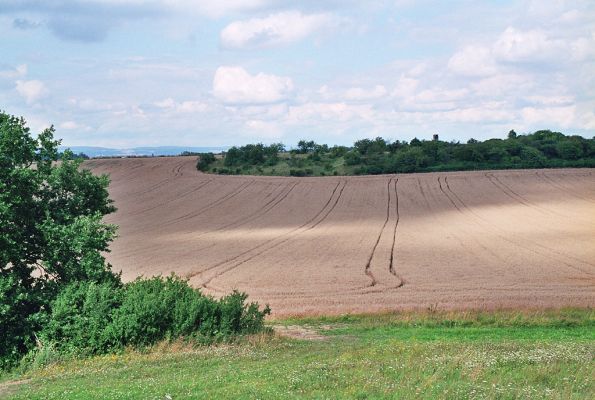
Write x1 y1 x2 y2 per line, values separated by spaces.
41 281 123 355
196 153 216 171
40 275 270 356
290 169 306 177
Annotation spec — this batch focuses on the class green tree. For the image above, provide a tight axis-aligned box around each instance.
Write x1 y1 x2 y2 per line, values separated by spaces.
0 112 118 367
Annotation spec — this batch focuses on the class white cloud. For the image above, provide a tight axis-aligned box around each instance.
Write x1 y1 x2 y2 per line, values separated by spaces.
448 46 497 77
244 119 282 138
213 66 293 104
524 95 574 106
15 79 48 104
570 33 595 61
59 120 92 131
167 0 271 18
391 76 419 98
287 102 374 124
59 121 80 129
0 64 27 79
220 11 339 49
178 101 208 113
493 27 563 63
521 106 576 128
154 97 176 108
344 85 387 101
153 98 208 113
471 73 532 97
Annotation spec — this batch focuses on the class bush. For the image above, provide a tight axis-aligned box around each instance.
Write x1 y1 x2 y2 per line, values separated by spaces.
290 169 306 177
41 275 271 356
41 281 123 355
196 153 216 171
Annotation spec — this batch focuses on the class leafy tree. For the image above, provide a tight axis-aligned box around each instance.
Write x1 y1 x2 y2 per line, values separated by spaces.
0 112 117 367
296 140 316 154
196 152 216 171
556 140 583 160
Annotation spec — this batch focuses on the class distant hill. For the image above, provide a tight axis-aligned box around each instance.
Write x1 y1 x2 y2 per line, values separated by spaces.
59 146 229 158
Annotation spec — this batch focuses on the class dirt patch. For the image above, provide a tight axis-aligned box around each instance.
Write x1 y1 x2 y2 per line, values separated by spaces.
0 379 30 399
273 326 329 341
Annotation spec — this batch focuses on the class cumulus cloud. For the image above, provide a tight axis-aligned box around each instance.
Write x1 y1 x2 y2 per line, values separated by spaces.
59 120 91 131
287 102 374 123
344 85 387 101
154 97 209 113
0 64 27 79
391 76 419 98
448 46 497 77
521 105 577 128
493 27 563 63
15 80 48 104
220 11 340 49
213 66 293 104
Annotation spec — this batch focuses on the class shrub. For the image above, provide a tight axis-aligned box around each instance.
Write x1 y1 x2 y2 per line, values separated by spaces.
41 275 271 356
41 281 123 354
290 169 306 177
196 153 216 171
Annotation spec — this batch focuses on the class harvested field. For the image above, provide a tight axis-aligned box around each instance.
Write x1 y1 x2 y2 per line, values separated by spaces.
84 157 595 315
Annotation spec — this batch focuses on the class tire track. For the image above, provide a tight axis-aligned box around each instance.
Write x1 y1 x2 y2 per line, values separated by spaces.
388 179 404 288
189 181 299 237
539 172 595 204
128 179 213 216
443 175 594 274
191 180 347 286
163 179 255 226
364 178 392 287
485 173 560 216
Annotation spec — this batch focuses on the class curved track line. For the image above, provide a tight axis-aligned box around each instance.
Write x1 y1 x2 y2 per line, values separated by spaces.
191 180 346 285
388 179 404 288
129 179 213 216
443 175 594 274
485 173 561 216
189 181 299 237
539 172 595 204
364 178 392 286
163 179 255 226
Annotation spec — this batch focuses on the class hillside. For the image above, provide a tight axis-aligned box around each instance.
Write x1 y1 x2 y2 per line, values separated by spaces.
84 157 595 315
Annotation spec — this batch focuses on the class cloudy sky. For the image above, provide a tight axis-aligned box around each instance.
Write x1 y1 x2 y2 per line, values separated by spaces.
1 0 594 147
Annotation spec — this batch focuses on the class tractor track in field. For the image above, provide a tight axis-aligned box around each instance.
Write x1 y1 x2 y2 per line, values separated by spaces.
539 171 595 204
191 180 347 286
443 176 594 274
363 178 393 287
163 179 255 226
388 179 404 288
128 179 213 216
189 181 299 238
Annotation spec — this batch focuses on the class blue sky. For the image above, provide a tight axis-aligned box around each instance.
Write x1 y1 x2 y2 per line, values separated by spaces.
1 0 594 147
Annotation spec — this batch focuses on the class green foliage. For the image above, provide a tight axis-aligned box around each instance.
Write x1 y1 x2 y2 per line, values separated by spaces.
40 276 270 356
206 129 594 176
0 111 117 368
1 112 271 370
222 143 284 167
8 309 594 399
195 152 216 171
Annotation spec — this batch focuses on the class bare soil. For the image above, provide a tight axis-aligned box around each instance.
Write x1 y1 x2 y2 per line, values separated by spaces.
84 157 595 316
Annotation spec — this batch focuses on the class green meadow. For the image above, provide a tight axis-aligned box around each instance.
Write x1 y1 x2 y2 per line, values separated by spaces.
3 309 593 400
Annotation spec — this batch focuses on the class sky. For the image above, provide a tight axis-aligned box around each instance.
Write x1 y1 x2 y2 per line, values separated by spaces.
0 0 594 148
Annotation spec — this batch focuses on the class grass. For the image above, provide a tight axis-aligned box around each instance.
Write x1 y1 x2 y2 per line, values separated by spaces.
2 309 593 399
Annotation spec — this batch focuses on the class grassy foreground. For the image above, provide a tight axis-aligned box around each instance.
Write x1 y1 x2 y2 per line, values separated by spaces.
2 309 593 399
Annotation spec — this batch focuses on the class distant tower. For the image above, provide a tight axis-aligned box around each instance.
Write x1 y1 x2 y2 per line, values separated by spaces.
433 134 439 141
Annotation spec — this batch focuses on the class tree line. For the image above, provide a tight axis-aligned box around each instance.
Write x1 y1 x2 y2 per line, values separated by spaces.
196 130 595 176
